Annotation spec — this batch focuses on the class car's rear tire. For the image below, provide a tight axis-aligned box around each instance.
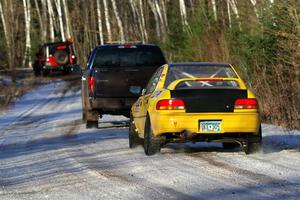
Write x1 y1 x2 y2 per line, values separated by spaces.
144 115 161 156
244 125 262 154
129 114 138 148
86 120 98 129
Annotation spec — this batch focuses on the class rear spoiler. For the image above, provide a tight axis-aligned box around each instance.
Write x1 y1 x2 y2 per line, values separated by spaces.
167 78 247 90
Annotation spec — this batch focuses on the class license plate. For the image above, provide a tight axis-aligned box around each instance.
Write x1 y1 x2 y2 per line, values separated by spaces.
200 121 221 132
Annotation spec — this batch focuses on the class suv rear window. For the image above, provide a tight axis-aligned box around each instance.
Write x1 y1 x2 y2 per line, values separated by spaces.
47 43 72 54
92 46 165 67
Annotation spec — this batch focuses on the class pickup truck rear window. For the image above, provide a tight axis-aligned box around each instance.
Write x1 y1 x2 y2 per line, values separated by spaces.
92 47 165 68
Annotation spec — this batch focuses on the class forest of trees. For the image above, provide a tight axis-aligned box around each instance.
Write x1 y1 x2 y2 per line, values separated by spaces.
0 0 299 129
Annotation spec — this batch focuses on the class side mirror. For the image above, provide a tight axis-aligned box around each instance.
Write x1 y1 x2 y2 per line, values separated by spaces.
141 88 146 95
129 86 142 95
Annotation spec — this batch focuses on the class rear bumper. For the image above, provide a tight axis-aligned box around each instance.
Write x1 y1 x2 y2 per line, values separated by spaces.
44 63 71 70
90 97 137 113
151 111 260 137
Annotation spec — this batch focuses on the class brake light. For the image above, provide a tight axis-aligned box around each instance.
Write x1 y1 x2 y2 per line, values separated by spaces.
88 76 95 93
57 46 67 50
234 98 258 109
71 55 75 59
156 99 185 110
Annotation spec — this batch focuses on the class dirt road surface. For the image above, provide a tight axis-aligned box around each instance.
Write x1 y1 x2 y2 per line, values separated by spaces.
0 77 299 200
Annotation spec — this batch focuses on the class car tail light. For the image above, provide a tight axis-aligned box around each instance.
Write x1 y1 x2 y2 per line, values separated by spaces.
46 57 50 62
156 99 185 110
71 55 75 59
234 98 258 109
88 76 95 93
57 45 67 50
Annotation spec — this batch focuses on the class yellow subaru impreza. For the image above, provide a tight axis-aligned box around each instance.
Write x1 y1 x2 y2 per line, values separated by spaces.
129 62 261 155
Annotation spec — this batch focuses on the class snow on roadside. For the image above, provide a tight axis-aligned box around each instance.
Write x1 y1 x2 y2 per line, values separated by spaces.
262 124 300 151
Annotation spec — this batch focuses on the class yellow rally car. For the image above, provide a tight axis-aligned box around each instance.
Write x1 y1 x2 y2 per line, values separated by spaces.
129 62 261 156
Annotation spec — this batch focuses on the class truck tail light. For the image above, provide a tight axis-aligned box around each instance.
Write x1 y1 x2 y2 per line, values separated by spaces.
234 98 258 109
88 76 95 93
156 99 185 110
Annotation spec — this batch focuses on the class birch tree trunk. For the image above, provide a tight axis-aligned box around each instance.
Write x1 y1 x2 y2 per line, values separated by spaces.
148 0 160 38
103 0 112 42
211 0 217 21
179 0 189 28
34 0 44 39
47 0 55 42
129 0 138 39
62 0 71 39
22 0 32 68
139 0 148 42
55 0 65 41
250 0 259 18
0 1 12 71
41 0 47 41
227 0 232 28
111 0 125 42
161 0 168 31
229 0 242 30
96 0 104 45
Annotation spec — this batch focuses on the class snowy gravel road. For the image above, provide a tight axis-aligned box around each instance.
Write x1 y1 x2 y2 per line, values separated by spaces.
0 77 300 200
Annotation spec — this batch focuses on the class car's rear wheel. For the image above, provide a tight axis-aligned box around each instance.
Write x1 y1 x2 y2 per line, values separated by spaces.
129 114 138 148
144 115 161 156
244 125 262 154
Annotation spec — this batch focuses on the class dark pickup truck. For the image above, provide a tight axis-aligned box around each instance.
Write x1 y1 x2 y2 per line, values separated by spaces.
81 43 167 128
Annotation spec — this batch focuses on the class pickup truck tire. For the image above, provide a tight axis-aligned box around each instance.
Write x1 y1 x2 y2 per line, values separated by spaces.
144 115 161 156
129 114 138 148
86 120 98 129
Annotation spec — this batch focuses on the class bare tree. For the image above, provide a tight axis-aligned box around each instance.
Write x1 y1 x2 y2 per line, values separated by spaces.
111 0 125 42
0 0 12 72
148 0 160 38
22 0 32 68
96 0 104 44
103 0 112 42
179 0 190 30
41 0 47 41
55 0 65 41
47 0 55 42
228 0 242 30
139 0 148 41
34 0 44 39
250 0 259 19
62 0 71 39
211 0 217 21
227 0 232 28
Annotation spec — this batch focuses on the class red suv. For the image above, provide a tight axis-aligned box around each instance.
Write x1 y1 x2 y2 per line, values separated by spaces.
33 40 77 76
